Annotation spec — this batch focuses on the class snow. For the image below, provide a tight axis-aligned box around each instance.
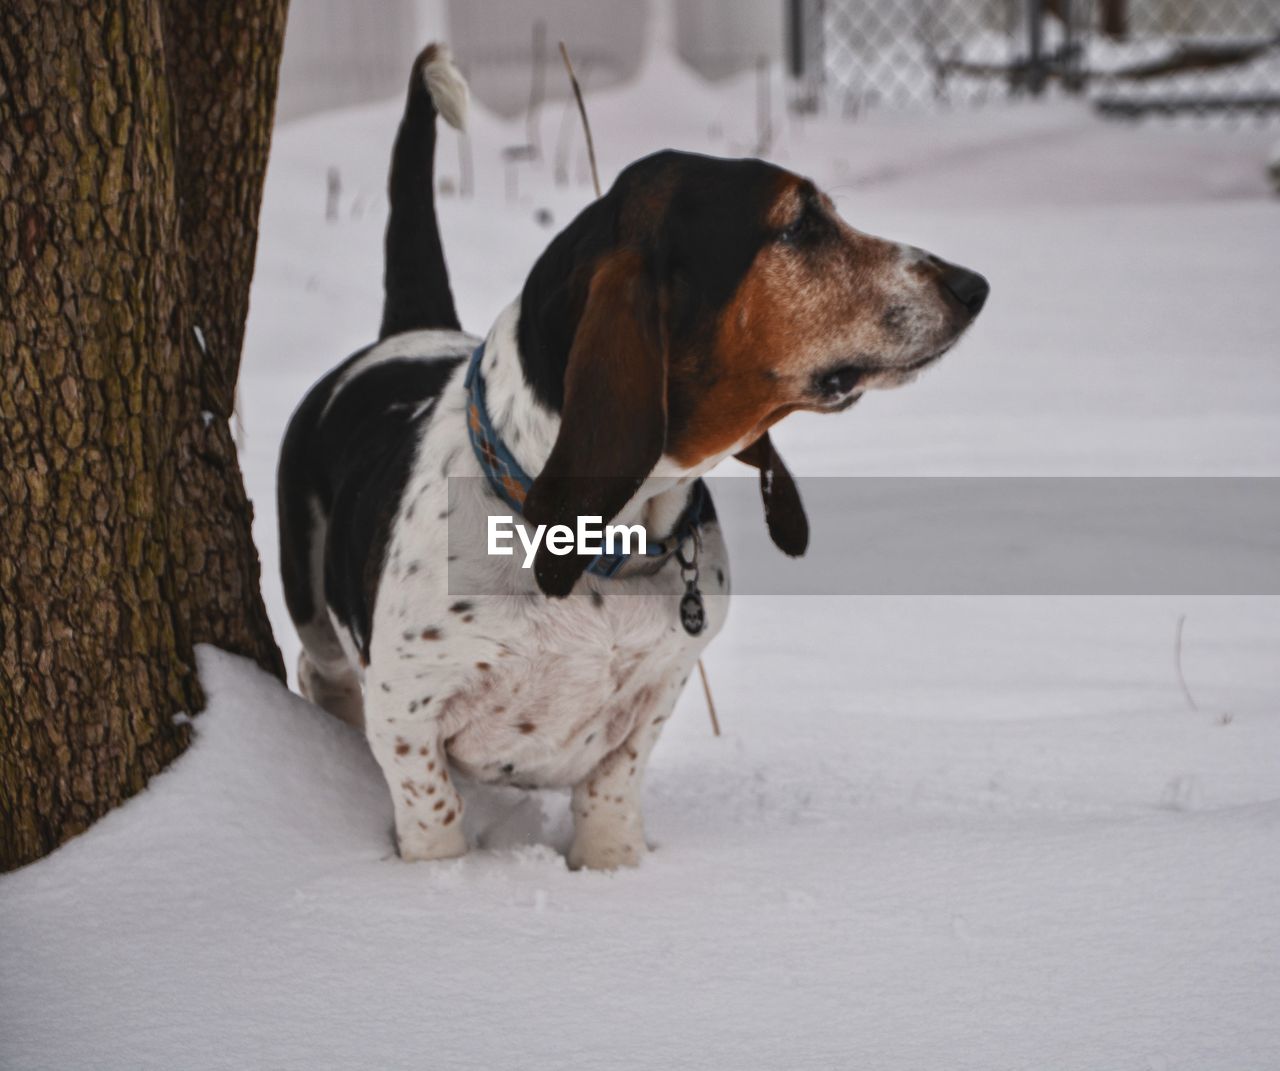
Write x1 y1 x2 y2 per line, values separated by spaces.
3 42 1280 1071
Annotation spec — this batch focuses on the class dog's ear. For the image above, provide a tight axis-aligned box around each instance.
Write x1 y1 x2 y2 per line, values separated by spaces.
735 432 808 557
523 250 667 596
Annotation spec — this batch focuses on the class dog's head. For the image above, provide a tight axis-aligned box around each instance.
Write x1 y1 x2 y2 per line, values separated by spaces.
519 150 988 596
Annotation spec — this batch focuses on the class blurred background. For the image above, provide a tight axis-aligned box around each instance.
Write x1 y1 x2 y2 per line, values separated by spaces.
277 0 1280 126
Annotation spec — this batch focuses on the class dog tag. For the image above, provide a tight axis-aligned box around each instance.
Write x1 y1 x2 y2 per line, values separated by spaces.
675 534 705 636
680 585 705 636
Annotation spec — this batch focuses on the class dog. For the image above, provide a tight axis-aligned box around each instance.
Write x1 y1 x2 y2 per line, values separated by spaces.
278 44 988 870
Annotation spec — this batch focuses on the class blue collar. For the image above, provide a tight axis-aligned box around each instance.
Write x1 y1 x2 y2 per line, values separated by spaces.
463 344 708 578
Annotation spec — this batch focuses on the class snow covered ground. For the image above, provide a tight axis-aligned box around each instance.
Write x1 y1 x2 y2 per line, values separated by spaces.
4 43 1280 1071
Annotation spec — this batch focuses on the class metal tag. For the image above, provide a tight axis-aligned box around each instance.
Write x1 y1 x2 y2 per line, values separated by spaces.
680 586 705 636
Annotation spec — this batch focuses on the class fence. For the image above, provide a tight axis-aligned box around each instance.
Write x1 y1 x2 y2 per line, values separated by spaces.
788 0 1280 120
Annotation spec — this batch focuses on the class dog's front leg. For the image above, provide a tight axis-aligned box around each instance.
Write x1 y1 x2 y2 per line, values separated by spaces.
568 679 683 871
365 686 468 862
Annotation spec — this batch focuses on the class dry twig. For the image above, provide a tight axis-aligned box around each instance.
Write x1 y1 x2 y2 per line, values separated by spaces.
558 42 601 198
1174 614 1200 713
697 660 722 737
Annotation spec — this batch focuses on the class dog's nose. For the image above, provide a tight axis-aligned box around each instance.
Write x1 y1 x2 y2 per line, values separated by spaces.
939 264 990 318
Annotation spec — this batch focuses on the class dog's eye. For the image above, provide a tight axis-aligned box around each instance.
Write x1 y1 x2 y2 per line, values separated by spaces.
816 364 863 397
778 208 809 245
778 199 824 247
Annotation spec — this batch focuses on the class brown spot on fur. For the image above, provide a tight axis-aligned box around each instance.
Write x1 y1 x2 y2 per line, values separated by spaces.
395 740 410 756
421 627 442 641
442 810 456 826
450 601 473 614
518 721 536 734
433 799 445 811
475 661 491 671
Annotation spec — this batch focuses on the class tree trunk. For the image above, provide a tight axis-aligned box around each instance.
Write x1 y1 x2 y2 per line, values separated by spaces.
0 0 288 871
162 3 289 670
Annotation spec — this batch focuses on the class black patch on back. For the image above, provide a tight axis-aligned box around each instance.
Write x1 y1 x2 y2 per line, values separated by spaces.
278 347 466 660
278 342 376 628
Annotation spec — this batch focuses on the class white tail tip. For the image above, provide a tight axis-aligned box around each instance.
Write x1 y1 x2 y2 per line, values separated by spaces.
422 44 469 132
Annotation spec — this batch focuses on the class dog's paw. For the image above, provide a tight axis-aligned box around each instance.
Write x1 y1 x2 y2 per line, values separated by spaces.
567 834 645 872
397 822 468 863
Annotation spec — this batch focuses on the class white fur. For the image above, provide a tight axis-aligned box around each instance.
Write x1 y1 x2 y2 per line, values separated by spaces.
422 45 469 132
300 300 731 870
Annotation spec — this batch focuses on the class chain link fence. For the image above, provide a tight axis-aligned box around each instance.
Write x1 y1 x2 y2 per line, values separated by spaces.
788 0 1280 121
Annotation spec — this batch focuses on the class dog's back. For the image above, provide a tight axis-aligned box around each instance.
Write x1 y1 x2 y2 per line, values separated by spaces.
277 44 472 721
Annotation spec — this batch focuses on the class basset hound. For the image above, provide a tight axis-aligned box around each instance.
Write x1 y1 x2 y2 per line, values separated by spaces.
278 44 988 869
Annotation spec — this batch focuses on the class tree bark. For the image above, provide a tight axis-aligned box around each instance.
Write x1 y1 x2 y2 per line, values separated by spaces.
0 0 288 871
161 3 288 672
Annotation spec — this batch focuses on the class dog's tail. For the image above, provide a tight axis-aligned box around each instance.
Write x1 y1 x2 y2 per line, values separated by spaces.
379 43 469 339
